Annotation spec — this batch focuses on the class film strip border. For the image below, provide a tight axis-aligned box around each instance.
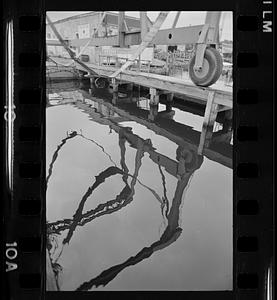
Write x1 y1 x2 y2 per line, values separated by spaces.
235 1 273 300
3 1 274 299
4 0 45 299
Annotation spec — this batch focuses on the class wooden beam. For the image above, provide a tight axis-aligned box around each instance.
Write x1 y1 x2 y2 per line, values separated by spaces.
110 11 169 78
146 16 153 31
198 91 218 155
148 105 159 121
167 93 174 102
149 88 160 105
60 25 204 48
46 15 98 74
46 39 64 46
172 11 181 28
76 11 108 59
118 11 125 47
123 20 129 32
46 250 58 291
151 24 203 45
50 56 232 108
76 94 232 169
140 12 148 40
204 11 221 44
82 65 232 107
75 101 181 177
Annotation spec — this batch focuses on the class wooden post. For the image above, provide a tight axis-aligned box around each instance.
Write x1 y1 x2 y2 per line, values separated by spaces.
222 109 232 131
46 250 58 291
224 109 232 121
112 92 118 105
112 78 118 92
198 91 218 155
140 12 148 41
149 88 159 105
115 56 120 68
110 12 169 78
138 55 141 72
126 83 133 91
165 54 169 75
204 12 222 44
177 157 186 177
89 73 94 86
166 93 174 111
148 104 158 121
172 11 181 28
112 78 118 104
166 93 174 102
118 11 125 48
128 89 134 103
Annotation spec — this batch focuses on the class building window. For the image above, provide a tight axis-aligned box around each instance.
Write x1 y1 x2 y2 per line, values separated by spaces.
47 33 51 39
78 24 90 38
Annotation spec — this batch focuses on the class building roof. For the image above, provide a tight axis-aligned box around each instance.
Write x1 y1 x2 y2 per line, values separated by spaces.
50 11 152 29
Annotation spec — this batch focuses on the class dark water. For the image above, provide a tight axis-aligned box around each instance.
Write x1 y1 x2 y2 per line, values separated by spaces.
46 80 233 291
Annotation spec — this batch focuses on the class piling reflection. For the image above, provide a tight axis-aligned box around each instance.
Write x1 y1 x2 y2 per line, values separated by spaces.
46 131 78 189
46 81 232 290
76 153 203 291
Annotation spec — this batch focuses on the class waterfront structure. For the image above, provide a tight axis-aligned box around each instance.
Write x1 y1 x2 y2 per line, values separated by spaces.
46 11 233 147
46 12 152 61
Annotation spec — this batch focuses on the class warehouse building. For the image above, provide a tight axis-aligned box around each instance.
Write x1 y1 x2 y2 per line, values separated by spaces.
46 12 152 61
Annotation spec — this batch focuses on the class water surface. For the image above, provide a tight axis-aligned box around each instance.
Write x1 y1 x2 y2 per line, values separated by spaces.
46 81 233 291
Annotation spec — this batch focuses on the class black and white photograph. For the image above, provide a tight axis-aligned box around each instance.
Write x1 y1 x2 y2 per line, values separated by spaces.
46 11 233 291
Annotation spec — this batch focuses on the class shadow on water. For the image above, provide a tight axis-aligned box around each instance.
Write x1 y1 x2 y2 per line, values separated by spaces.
46 80 232 290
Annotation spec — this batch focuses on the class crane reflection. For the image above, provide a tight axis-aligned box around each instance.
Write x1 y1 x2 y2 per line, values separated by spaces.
46 83 231 290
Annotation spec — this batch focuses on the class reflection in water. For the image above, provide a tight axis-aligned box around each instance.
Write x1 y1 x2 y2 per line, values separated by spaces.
46 131 78 188
76 154 203 291
47 129 148 289
158 161 170 218
46 81 232 291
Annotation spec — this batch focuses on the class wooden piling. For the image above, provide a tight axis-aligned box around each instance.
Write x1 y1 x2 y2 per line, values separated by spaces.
112 78 119 104
166 92 174 111
166 93 174 102
126 83 134 91
198 91 218 155
148 104 158 121
149 88 159 105
89 72 95 87
177 157 186 178
112 78 118 92
46 250 58 291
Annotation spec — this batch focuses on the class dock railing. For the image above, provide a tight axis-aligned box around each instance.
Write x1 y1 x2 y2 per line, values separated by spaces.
99 54 152 73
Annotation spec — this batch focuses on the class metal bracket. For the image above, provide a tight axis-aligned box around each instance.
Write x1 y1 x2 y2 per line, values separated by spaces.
194 24 209 72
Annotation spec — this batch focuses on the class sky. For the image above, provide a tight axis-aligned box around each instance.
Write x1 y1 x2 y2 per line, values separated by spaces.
47 11 233 41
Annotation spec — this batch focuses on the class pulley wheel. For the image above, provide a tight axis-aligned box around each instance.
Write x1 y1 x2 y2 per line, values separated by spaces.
94 77 108 89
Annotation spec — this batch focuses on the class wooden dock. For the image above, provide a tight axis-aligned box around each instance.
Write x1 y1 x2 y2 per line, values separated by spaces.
48 57 232 157
53 89 232 169
49 57 232 106
81 98 232 169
